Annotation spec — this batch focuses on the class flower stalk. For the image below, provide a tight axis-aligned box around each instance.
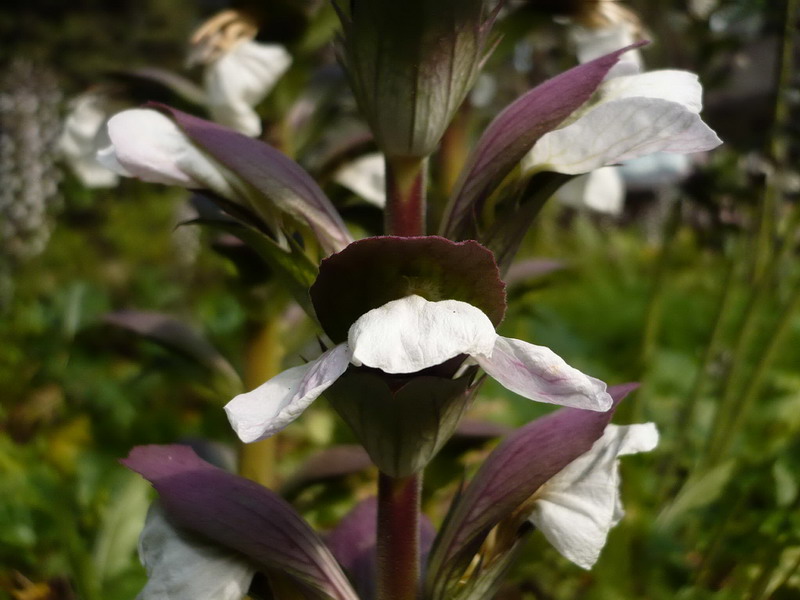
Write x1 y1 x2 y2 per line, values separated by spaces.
239 318 285 486
377 472 422 600
385 156 427 236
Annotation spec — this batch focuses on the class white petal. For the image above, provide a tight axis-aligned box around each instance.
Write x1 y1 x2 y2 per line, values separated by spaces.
475 337 612 411
348 295 496 374
524 96 721 175
569 23 642 78
205 41 292 136
529 423 658 569
98 109 237 197
137 504 254 600
334 153 386 207
59 93 120 188
599 71 704 113
557 167 624 215
224 344 350 443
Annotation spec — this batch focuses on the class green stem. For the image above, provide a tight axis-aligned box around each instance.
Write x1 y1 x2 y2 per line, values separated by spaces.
707 279 800 464
385 156 427 236
239 318 286 487
754 0 797 280
657 259 738 500
377 472 422 600
762 549 800 600
680 259 736 436
633 198 681 422
701 263 770 466
703 0 800 462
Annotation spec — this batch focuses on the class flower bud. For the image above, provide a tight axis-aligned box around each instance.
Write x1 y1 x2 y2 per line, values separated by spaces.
337 0 497 158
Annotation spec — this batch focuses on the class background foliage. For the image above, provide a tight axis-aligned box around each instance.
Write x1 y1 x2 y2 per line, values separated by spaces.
1 0 798 598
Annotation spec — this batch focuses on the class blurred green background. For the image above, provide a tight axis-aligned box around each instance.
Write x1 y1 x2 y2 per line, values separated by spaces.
1 0 798 598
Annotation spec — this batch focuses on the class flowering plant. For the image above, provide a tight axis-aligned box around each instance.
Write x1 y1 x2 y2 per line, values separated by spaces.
103 2 722 598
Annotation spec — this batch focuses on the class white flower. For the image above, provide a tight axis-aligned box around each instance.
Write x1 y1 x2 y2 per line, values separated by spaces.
556 167 624 215
58 92 121 188
96 109 238 194
528 423 659 569
569 23 643 78
96 108 352 254
333 153 386 208
225 295 612 443
619 152 693 192
137 503 255 600
522 70 721 176
204 40 291 137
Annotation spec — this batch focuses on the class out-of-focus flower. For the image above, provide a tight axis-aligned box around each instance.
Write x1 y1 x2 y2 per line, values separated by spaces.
0 59 62 262
522 69 721 176
528 423 659 569
334 152 386 207
564 1 645 78
97 107 352 254
557 166 624 215
619 152 693 192
188 10 291 137
546 5 704 214
58 91 121 188
225 294 612 443
137 503 255 600
98 109 232 190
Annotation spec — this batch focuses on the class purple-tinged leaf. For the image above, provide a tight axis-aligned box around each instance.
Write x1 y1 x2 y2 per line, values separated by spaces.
281 445 373 499
327 497 436 600
104 310 240 387
122 445 359 600
151 104 353 255
425 384 638 599
440 43 646 241
310 236 506 343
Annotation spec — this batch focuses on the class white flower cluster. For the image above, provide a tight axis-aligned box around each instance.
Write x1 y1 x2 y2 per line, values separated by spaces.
0 59 62 262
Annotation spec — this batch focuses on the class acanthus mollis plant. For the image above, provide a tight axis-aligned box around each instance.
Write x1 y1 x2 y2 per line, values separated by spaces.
104 1 722 597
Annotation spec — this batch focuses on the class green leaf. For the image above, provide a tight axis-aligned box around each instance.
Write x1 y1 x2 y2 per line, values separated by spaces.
92 471 151 585
656 461 736 530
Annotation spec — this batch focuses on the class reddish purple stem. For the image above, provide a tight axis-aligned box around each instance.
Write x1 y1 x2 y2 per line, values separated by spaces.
377 472 422 600
384 157 427 237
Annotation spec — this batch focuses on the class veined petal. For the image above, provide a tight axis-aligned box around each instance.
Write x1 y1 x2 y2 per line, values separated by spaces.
137 503 254 600
523 96 721 175
348 295 496 374
529 423 658 569
599 70 704 113
98 108 236 197
225 344 350 442
206 40 292 136
557 167 624 215
334 153 386 208
475 336 612 411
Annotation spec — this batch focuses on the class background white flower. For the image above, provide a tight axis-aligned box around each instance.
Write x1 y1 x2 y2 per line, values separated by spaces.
59 91 121 188
204 40 292 137
522 69 721 177
333 152 386 208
